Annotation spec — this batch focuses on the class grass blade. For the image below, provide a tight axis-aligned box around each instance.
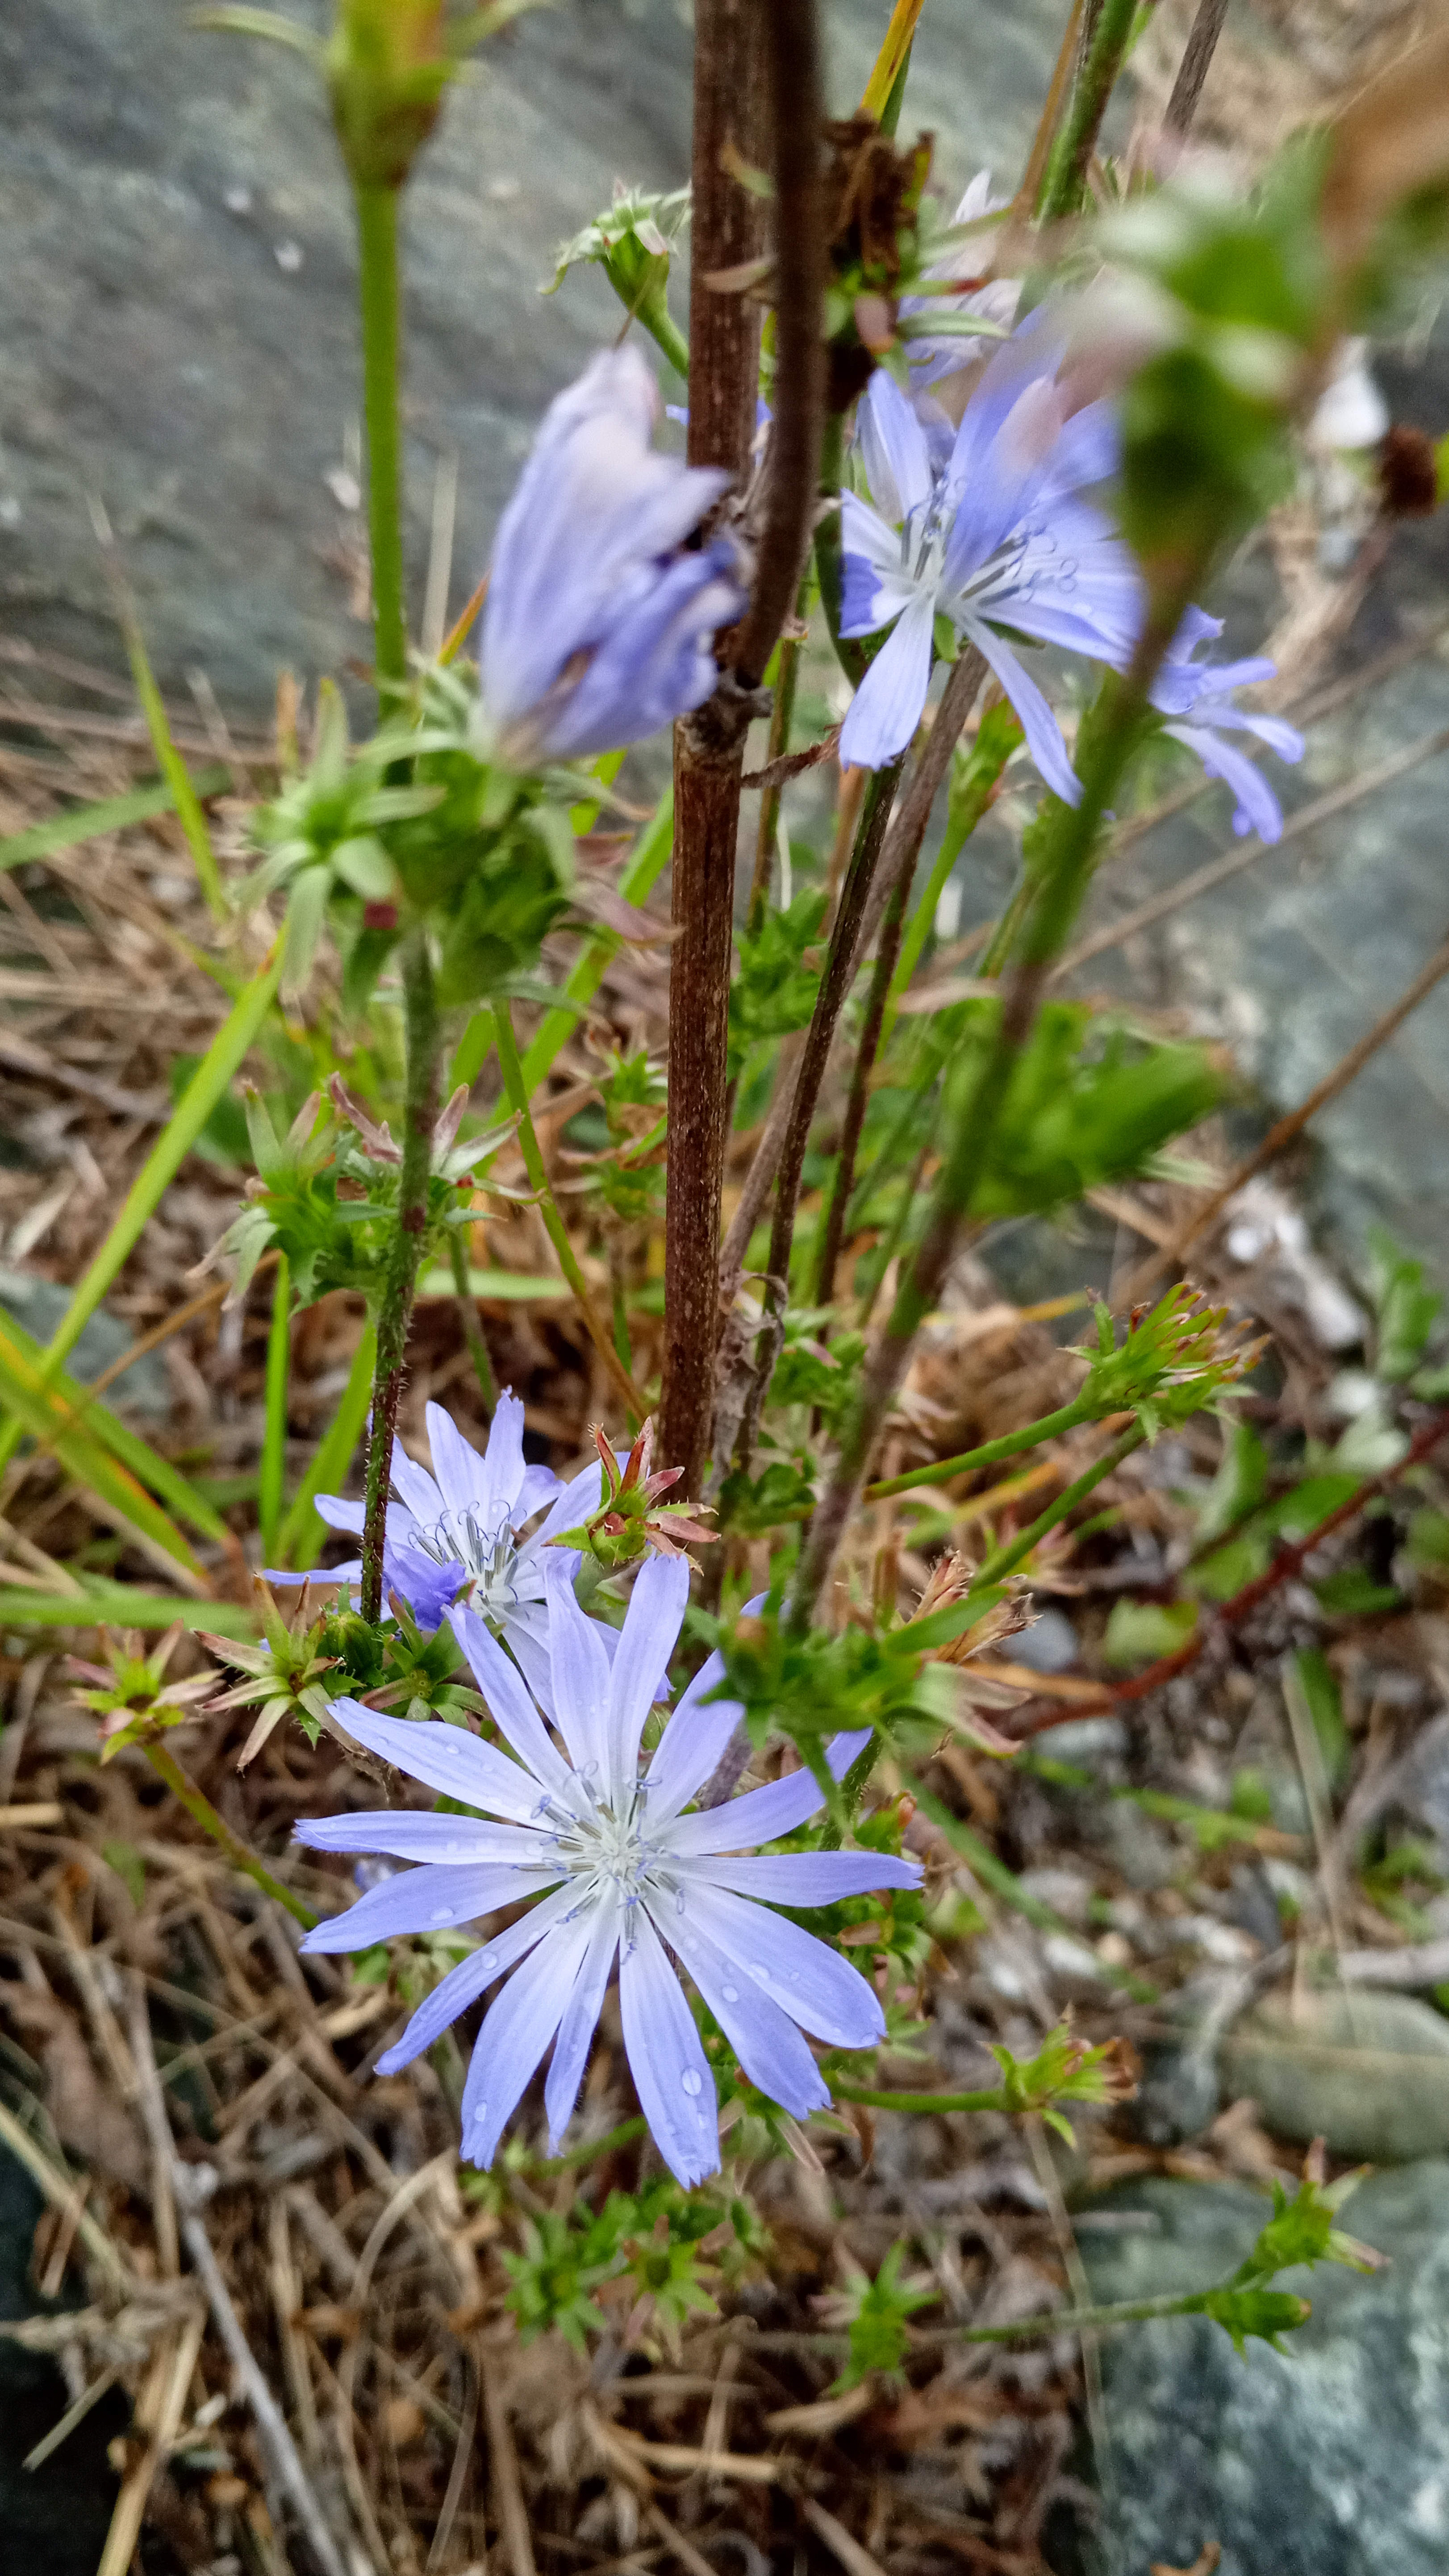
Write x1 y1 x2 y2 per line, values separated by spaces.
519 787 673 1094
0 948 283 1481
0 1307 227 1545
276 1318 376 1570
0 1587 257 1637
117 601 228 923
0 769 231 877
0 1317 206 1586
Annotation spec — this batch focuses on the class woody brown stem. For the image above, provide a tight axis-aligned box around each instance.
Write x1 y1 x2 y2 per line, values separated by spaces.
660 0 766 1501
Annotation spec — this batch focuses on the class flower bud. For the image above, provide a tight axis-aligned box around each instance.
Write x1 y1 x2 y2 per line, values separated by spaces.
326 0 452 192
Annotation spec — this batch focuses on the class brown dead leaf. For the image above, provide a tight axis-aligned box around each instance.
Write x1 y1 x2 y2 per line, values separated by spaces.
1 1987 147 2192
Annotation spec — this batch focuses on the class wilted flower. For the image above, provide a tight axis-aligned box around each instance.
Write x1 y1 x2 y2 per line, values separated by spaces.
839 314 1144 785
269 1392 610 1674
297 1555 920 2185
1144 608 1304 842
549 1420 718 1569
478 346 747 766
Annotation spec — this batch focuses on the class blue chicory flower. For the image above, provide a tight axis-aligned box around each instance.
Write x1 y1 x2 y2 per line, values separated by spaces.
479 345 747 766
268 1390 607 1674
296 1553 920 2186
838 312 1145 790
1146 608 1305 843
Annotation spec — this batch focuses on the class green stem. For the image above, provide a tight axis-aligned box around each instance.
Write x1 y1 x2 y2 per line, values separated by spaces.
636 294 692 384
519 789 674 1094
867 1392 1099 1501
144 1740 317 1931
1037 0 1138 220
972 1422 1146 1587
360 928 440 1622
259 1253 291 1563
355 184 408 693
950 2288 1237 2345
494 1002 644 1427
449 1228 498 1411
747 598 808 938
834 2079 1014 2114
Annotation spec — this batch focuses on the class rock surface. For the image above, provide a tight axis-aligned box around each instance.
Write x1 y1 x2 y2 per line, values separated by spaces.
1222 1990 1449 2163
1071 2162 1449 2576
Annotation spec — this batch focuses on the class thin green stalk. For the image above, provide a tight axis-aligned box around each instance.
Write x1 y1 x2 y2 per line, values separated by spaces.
1037 0 1138 220
867 1391 1102 1501
144 1739 317 1930
278 1318 377 1570
259 1253 291 1563
0 951 282 1476
949 2288 1257 2345
494 1002 645 1426
355 184 408 693
360 929 441 1621
883 700 1024 1048
747 605 807 938
449 1229 498 1411
814 413 869 686
834 2078 1019 2114
813 850 913 1307
972 1421 1146 1587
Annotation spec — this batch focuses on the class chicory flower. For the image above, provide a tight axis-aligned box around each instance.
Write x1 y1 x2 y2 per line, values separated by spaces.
269 1391 607 1673
296 1554 919 2186
1148 609 1304 842
838 313 1145 789
479 345 747 766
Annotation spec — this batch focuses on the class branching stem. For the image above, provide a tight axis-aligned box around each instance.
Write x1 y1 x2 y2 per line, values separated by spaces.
360 928 439 1622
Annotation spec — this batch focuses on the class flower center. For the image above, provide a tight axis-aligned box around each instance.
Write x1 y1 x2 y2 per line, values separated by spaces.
414 1507 520 1611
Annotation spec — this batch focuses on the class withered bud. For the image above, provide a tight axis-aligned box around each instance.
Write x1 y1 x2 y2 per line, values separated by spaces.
1378 424 1440 518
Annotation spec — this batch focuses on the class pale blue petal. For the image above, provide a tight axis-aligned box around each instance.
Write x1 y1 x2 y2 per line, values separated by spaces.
665 1729 872 1856
964 620 1082 806
643 1591 765 1819
1208 705 1305 763
300 1858 557 1953
527 1455 610 1548
325 1697 547 1824
389 1448 443 1529
517 1463 562 1521
295 1810 554 1866
505 1604 560 1720
857 368 934 524
376 1883 577 2073
652 1891 829 2119
462 1902 601 2168
543 1554 613 1778
546 543 747 761
610 1553 689 1779
385 1545 464 1631
1164 722 1285 842
618 1909 720 2188
543 1891 624 2149
696 1851 922 1900
676 1882 885 2048
449 1602 575 1796
839 591 936 771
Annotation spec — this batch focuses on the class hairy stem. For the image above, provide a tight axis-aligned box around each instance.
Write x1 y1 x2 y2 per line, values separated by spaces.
144 1741 317 1931
355 185 408 693
1037 0 1138 220
258 1253 291 1564
360 928 439 1622
735 0 826 688
659 0 764 1500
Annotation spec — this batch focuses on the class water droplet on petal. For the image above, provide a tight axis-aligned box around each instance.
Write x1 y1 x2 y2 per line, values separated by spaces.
747 1962 769 1984
480 1952 498 1972
675 1891 685 1915
722 1985 739 2004
681 2068 702 2097
429 1907 453 1924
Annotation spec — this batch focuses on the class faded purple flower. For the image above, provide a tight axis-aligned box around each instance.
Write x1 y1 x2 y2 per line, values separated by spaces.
296 1555 919 2187
479 345 747 766
899 171 1021 393
1147 609 1304 842
839 313 1144 788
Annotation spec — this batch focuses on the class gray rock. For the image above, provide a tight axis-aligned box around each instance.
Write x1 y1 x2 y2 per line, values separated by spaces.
1221 1990 1449 2163
0 1267 169 1416
1073 2162 1449 2576
1379 1711 1449 1874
